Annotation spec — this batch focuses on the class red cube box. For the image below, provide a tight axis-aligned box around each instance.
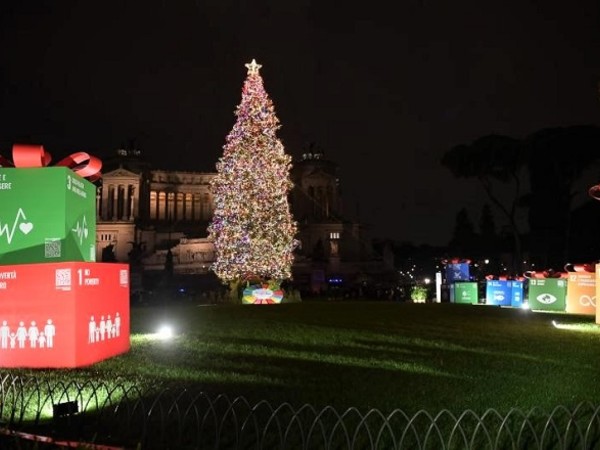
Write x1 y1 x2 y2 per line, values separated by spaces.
0 262 130 368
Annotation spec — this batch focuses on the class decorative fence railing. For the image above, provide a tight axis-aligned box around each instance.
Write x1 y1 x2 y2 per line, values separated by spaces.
0 374 598 449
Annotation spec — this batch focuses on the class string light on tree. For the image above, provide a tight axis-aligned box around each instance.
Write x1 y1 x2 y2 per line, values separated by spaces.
208 59 298 299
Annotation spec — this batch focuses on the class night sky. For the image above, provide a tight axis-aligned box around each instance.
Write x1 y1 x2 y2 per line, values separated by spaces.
2 1 600 246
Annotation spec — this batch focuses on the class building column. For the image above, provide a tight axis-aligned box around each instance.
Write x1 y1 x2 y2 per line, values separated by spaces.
112 185 118 220
101 184 110 220
122 184 128 221
129 185 135 221
96 187 101 219
150 191 157 219
158 191 166 220
192 193 198 220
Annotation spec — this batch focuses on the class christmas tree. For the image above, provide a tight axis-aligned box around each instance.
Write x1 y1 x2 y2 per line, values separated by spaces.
208 59 297 297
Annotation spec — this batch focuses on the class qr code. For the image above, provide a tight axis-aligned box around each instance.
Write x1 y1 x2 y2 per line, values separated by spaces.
45 238 61 258
55 269 71 288
119 269 129 286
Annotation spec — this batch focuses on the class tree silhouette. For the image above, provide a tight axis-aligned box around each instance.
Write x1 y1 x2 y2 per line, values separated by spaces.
101 244 117 262
442 126 600 272
523 125 600 268
312 238 326 262
479 203 496 239
448 208 477 257
478 203 498 254
441 134 525 273
164 248 173 277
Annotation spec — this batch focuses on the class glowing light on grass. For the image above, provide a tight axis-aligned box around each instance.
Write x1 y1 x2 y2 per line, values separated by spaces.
128 326 177 341
32 382 135 421
551 320 600 333
156 325 174 340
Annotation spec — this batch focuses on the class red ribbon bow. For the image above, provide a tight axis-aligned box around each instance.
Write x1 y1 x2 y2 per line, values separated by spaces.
589 184 600 201
485 274 508 281
485 274 525 281
523 269 568 279
442 258 472 265
0 144 102 182
564 263 596 273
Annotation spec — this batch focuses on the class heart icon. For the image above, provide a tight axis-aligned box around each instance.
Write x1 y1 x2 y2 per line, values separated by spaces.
19 222 33 234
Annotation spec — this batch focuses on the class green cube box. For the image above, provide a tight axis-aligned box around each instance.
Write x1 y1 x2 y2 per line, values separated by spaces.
527 278 567 312
453 282 478 304
0 167 96 264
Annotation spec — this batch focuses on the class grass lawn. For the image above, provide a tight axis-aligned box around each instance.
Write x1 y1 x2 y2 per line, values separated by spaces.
9 301 600 416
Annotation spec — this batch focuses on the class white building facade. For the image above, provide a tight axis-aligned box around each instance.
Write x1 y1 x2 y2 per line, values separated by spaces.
95 149 388 293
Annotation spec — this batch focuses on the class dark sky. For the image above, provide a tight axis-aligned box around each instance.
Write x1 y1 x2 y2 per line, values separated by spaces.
2 0 600 245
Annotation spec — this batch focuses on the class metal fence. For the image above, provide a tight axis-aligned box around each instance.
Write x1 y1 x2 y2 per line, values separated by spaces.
0 373 599 449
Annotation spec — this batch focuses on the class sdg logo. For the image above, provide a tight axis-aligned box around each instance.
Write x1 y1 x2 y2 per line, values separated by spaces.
536 293 557 305
579 295 596 307
0 208 34 245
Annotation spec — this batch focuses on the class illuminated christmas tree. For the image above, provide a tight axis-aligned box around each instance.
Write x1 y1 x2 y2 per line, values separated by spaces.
208 59 297 299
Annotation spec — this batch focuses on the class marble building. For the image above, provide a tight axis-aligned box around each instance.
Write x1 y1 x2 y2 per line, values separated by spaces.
95 148 390 293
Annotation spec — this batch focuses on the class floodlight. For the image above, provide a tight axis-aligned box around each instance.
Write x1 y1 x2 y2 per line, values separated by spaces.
53 400 78 419
156 325 174 340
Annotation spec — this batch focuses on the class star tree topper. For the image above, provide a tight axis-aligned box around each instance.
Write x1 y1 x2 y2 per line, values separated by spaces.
245 58 262 75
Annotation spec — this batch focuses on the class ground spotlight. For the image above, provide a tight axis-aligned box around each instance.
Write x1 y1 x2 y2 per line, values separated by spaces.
52 400 78 419
156 324 174 340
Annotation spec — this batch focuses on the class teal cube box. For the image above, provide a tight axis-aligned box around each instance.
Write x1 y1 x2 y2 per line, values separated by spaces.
0 167 96 264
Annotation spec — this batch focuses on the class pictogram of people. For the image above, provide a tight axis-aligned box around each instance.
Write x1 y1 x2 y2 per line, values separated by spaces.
0 319 56 350
38 332 46 348
28 321 39 348
0 318 56 350
16 322 27 349
106 315 113 338
0 320 9 348
0 312 121 351
89 316 96 343
115 312 121 337
44 319 55 348
88 311 122 345
99 316 106 341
